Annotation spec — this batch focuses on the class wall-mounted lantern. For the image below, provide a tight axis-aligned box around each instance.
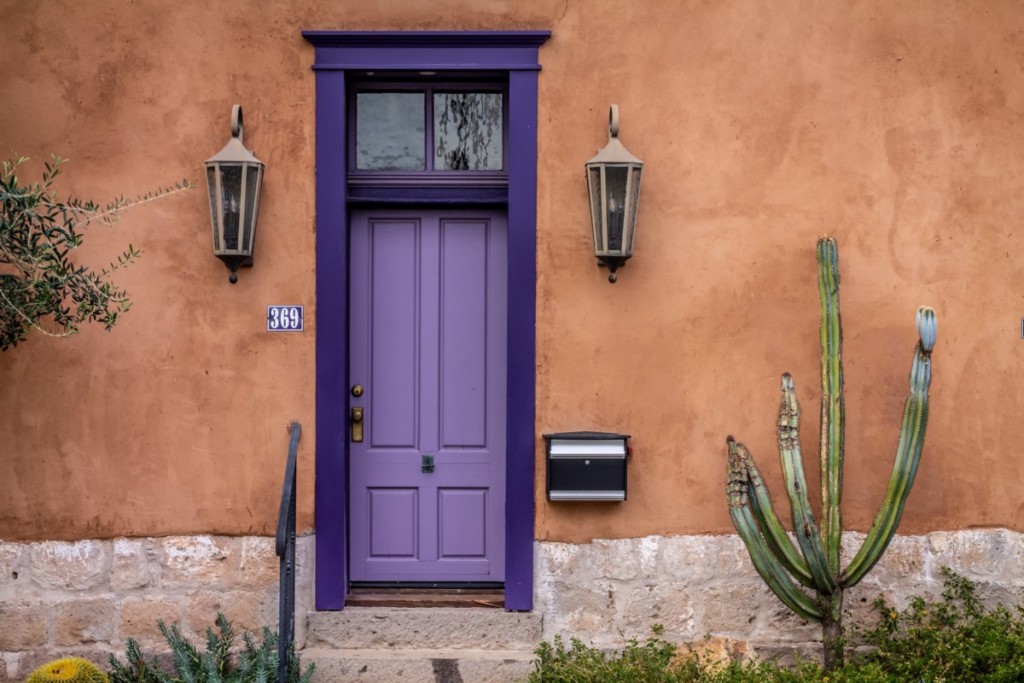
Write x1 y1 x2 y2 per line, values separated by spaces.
205 105 264 284
585 105 643 283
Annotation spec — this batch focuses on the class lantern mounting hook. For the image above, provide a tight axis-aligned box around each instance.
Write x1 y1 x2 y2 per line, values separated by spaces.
608 104 619 139
231 104 244 142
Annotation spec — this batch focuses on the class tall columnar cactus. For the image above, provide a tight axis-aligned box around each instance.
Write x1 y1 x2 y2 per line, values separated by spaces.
726 237 936 670
26 657 109 683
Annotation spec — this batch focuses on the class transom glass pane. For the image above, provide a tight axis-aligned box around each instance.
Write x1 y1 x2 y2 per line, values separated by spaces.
434 93 503 171
356 93 425 170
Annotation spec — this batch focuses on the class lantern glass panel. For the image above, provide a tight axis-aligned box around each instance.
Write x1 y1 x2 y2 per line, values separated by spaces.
604 166 629 253
206 165 221 251
627 165 642 253
216 165 242 251
588 165 603 250
356 93 425 170
242 165 261 252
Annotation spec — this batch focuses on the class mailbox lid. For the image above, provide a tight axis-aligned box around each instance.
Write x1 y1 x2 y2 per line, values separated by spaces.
543 431 630 458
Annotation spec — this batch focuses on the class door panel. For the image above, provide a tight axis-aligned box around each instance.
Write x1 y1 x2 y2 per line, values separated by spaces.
349 209 507 582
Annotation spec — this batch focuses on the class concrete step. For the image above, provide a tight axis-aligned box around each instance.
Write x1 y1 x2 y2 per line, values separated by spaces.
302 647 536 683
306 607 543 651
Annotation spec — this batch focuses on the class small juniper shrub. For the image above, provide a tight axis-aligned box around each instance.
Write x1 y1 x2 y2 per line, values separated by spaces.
528 570 1024 682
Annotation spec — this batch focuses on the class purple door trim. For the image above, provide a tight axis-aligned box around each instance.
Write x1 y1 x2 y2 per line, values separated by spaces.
304 30 550 611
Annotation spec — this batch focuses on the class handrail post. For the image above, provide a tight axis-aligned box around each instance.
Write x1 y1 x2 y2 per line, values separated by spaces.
276 422 301 683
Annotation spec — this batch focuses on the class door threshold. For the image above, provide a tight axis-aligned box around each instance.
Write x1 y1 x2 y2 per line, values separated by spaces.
346 586 505 609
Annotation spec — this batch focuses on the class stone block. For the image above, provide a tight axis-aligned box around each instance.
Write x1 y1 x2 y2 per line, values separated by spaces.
928 529 1024 578
672 636 758 672
535 541 593 580
1 654 19 683
840 531 867 560
304 647 535 683
868 534 928 584
111 538 156 590
699 581 770 636
658 535 751 581
185 590 266 637
972 580 1024 612
159 536 236 588
0 602 48 649
119 597 181 648
29 540 109 591
237 537 278 589
590 536 659 580
55 598 116 646
619 581 696 641
306 607 542 650
759 598 819 642
842 579 888 631
0 542 23 587
544 579 620 646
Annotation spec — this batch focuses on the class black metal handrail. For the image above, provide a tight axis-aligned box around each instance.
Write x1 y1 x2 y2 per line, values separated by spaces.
276 421 301 683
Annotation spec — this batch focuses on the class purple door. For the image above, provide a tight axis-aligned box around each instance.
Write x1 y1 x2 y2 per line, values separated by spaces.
348 209 507 582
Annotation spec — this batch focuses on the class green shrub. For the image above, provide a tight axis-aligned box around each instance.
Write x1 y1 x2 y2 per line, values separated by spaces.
108 613 314 683
526 630 826 682
854 567 1024 682
529 630 679 682
527 571 1024 682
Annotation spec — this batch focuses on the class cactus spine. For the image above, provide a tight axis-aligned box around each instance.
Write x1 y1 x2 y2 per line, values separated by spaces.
26 657 109 683
726 237 936 670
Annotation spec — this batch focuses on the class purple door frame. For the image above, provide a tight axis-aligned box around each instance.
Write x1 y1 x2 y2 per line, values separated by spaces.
303 31 550 611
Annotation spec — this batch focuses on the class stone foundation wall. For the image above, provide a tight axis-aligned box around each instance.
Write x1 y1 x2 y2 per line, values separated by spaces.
2 530 1022 680
0 535 314 681
535 530 1024 661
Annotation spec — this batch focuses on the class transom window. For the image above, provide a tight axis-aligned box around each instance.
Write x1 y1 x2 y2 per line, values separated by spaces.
351 83 506 173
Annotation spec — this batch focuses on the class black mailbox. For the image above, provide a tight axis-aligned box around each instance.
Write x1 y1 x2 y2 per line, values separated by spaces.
544 431 629 502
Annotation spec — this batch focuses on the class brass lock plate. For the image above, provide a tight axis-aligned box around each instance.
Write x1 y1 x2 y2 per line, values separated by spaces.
351 406 364 443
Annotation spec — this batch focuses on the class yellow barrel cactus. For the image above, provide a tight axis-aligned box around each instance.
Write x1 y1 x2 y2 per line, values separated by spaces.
25 657 109 683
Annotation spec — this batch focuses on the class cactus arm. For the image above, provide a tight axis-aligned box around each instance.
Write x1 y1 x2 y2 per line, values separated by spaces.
728 439 824 622
817 237 844 574
729 437 816 588
841 307 935 588
777 374 837 594
731 504 825 622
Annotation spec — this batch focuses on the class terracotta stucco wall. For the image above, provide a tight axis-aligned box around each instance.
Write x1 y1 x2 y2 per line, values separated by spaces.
1 0 1022 543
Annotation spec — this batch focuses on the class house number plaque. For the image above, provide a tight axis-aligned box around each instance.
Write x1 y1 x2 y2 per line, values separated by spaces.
267 305 304 332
